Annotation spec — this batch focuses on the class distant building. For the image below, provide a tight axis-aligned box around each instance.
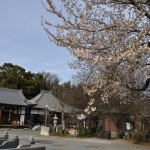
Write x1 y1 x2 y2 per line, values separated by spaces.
0 87 78 127
0 87 34 127
30 90 78 125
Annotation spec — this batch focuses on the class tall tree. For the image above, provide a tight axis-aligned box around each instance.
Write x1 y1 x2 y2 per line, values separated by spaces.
0 63 49 99
0 63 25 89
43 0 150 107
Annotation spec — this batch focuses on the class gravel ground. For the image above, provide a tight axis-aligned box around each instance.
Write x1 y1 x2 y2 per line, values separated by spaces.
0 128 149 150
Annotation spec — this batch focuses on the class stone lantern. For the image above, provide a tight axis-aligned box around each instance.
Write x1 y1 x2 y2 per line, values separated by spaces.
53 114 58 133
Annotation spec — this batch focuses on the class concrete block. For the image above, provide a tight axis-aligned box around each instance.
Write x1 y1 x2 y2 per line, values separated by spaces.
40 126 50 136
111 132 117 138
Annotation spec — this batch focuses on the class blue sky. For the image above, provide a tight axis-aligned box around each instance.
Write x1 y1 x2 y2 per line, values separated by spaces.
0 0 76 83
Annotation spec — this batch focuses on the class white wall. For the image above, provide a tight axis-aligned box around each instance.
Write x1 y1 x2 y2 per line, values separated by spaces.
31 109 45 115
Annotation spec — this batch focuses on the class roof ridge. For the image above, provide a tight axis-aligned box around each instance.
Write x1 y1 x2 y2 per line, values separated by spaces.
19 89 28 101
30 90 45 103
37 90 45 102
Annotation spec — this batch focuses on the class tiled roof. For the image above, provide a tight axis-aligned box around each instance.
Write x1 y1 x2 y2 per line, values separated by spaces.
30 90 78 113
0 87 34 106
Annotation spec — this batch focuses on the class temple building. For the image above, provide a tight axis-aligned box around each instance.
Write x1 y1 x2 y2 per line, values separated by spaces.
0 87 78 127
0 87 34 127
30 90 78 125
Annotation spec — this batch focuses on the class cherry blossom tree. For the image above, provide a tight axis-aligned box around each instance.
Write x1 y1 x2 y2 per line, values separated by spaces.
42 0 150 119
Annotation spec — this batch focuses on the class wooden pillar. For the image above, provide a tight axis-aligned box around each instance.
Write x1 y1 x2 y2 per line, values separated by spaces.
19 107 21 125
16 107 19 122
0 109 2 125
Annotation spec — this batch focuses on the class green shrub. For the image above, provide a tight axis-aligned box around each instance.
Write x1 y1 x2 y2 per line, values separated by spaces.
133 140 140 144
132 130 142 143
82 127 90 137
76 125 91 137
76 125 83 137
55 129 70 137
123 135 128 140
